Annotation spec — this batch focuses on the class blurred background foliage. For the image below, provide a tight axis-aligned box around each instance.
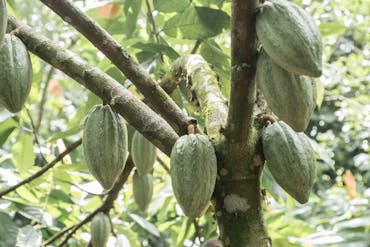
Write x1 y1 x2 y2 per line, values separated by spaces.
0 0 369 246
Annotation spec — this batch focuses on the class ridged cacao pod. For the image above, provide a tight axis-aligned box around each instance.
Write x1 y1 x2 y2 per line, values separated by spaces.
131 131 156 175
0 0 6 45
83 105 128 190
170 134 217 219
0 34 33 113
133 170 153 212
256 50 317 132
256 0 322 77
91 212 111 247
262 121 316 204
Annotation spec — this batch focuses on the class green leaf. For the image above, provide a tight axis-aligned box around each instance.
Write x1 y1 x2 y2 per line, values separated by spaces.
15 225 42 247
199 40 230 97
11 134 35 176
14 203 44 222
132 42 180 60
128 213 160 237
46 124 83 143
124 0 142 37
0 117 18 147
319 23 347 36
163 6 230 40
153 0 190 13
0 211 18 247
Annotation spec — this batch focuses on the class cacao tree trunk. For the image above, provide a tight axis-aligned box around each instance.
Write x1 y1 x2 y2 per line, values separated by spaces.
211 0 271 246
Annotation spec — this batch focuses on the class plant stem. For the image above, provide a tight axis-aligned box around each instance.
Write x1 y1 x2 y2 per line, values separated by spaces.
0 139 82 198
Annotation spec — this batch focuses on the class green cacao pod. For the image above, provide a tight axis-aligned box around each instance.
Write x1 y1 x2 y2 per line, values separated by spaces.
262 121 316 204
131 131 156 175
256 0 322 77
170 134 217 219
91 212 111 247
132 170 153 212
256 50 317 132
0 0 7 45
0 34 33 113
83 105 128 190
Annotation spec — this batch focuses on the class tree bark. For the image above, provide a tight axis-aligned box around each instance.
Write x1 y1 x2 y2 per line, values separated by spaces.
212 0 271 246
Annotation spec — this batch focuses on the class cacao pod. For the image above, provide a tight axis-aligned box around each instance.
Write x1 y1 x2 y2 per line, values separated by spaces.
132 169 153 212
0 34 33 113
131 130 156 175
256 49 317 132
170 134 217 219
0 0 6 45
91 212 111 247
256 0 322 77
262 121 316 204
83 105 128 190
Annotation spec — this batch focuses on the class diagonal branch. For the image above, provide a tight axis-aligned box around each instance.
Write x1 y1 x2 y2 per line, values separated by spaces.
56 159 134 247
8 16 178 156
38 0 191 134
225 0 258 155
0 139 82 198
167 55 228 142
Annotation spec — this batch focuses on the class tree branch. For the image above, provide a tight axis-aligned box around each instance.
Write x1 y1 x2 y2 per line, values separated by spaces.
57 159 134 247
225 0 258 155
168 55 228 141
145 0 164 63
8 16 178 155
38 0 191 134
0 139 82 198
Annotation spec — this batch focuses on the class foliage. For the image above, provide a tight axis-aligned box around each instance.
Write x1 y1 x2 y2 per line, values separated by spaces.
0 0 368 246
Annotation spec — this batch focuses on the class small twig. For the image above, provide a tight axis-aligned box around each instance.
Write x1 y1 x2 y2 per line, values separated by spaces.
193 219 203 244
191 40 202 54
42 225 75 246
55 178 107 196
156 156 170 175
0 139 82 198
35 67 55 133
108 214 117 237
25 107 47 163
57 208 100 247
57 159 134 246
145 0 164 63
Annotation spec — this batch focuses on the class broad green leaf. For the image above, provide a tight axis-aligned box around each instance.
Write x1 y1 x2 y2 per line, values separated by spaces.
336 216 370 229
14 203 44 222
0 117 18 147
124 0 142 37
200 40 230 97
115 234 131 247
153 0 189 13
163 6 230 40
11 134 35 176
15 225 42 247
319 23 347 36
0 212 18 247
46 124 83 143
15 185 39 204
132 42 180 60
128 213 160 237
